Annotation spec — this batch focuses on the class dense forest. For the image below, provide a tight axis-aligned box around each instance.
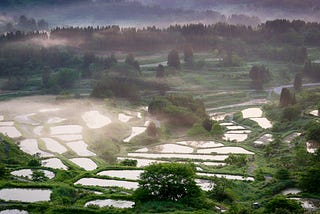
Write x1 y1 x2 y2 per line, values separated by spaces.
0 19 317 92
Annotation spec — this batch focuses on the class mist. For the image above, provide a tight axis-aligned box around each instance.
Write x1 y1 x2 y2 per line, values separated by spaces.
0 1 320 213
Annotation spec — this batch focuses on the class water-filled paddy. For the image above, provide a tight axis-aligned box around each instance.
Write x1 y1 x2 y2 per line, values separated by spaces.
19 139 53 157
47 117 66 124
254 134 273 146
0 121 14 126
69 158 97 170
118 113 133 123
33 126 43 136
281 188 301 195
0 210 28 214
0 127 22 138
223 133 248 142
53 134 83 141
150 144 194 153
250 118 272 129
66 141 96 156
127 153 228 161
41 138 67 154
50 125 83 135
197 172 254 181
10 169 55 179
117 157 166 167
75 178 139 190
123 127 146 142
197 147 254 155
81 111 111 129
0 188 52 202
176 141 224 148
41 158 68 170
241 108 262 118
97 170 143 180
85 199 135 208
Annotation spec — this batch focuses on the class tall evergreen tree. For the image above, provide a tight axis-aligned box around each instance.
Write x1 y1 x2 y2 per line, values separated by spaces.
167 50 180 69
293 73 302 91
280 88 295 107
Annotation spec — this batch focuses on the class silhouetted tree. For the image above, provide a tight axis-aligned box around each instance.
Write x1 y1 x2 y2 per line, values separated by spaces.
279 88 295 107
146 122 157 137
249 65 271 90
125 54 140 74
202 118 213 132
37 19 49 30
293 73 302 91
125 54 135 65
156 64 165 78
167 50 180 69
41 66 51 88
184 46 194 66
82 52 95 77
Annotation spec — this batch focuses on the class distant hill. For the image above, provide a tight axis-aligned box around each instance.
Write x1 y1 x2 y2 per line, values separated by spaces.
0 0 318 29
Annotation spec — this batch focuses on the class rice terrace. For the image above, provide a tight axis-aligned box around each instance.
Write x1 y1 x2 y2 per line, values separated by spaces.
0 0 320 213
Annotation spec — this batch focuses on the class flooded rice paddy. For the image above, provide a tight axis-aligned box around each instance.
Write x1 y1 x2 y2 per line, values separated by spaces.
85 199 135 208
10 169 55 179
75 178 139 190
0 188 52 202
69 158 97 170
41 158 68 170
81 111 111 129
97 170 143 180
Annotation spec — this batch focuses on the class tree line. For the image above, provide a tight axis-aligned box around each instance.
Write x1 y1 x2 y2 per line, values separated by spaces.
1 19 319 50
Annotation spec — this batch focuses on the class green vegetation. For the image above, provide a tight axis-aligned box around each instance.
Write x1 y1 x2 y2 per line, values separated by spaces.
167 50 181 69
1 16 320 214
265 196 304 214
148 94 207 126
249 65 271 90
0 134 32 165
134 163 206 208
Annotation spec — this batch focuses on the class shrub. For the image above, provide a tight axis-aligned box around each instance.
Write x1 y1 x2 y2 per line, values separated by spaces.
120 159 137 167
265 195 304 214
134 163 201 203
